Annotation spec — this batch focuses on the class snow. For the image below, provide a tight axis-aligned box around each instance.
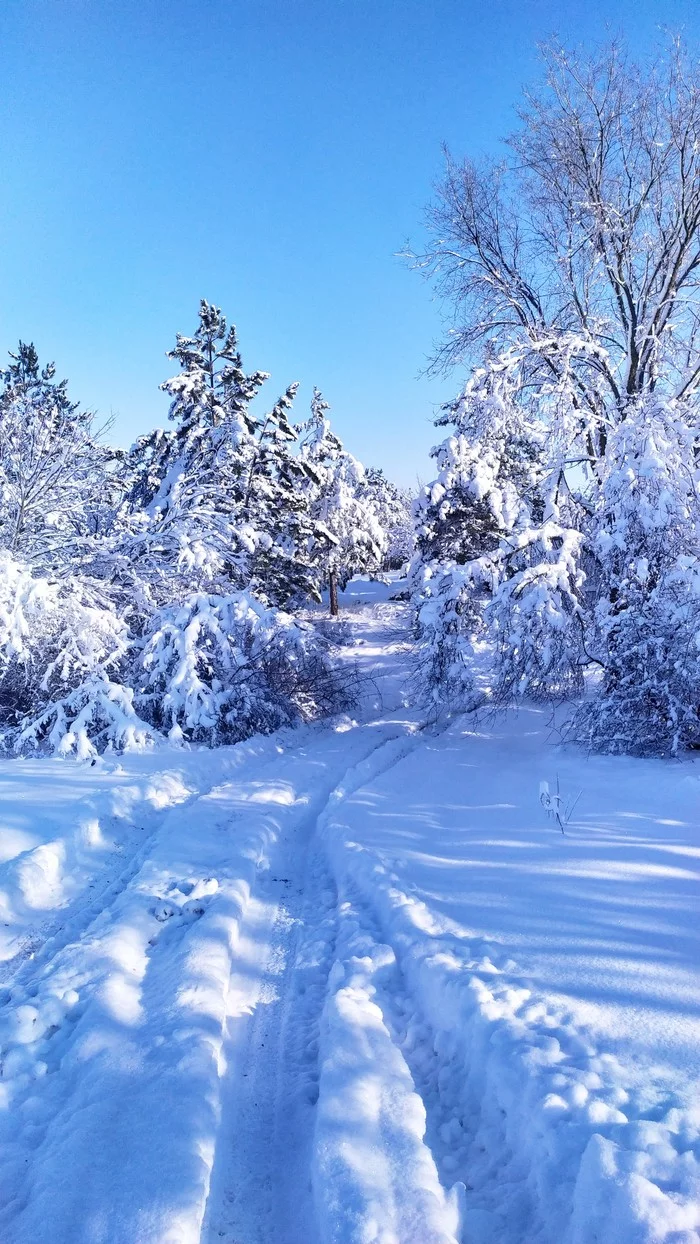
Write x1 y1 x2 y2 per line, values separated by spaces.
320 705 700 1242
0 581 697 1242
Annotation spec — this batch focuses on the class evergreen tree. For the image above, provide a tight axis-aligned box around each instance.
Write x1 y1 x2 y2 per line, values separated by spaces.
0 343 110 564
573 400 700 755
122 300 315 606
360 467 414 570
301 388 383 614
413 362 544 574
161 297 268 434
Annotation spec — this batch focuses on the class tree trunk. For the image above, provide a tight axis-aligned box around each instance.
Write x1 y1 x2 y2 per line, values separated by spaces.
329 569 339 617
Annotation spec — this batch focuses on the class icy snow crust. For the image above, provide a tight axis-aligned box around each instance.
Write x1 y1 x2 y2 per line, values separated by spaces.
0 579 697 1242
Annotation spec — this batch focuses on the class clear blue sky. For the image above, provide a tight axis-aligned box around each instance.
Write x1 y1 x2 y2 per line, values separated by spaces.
0 0 696 485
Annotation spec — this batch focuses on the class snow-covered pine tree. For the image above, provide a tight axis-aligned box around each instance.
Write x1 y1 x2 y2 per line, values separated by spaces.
572 399 700 755
360 467 414 570
161 298 268 434
121 300 315 607
413 361 543 576
409 356 584 708
300 388 383 614
0 343 111 566
119 300 267 599
239 383 319 605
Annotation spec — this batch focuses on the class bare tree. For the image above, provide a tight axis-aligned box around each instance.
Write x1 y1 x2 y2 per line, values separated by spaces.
409 39 700 462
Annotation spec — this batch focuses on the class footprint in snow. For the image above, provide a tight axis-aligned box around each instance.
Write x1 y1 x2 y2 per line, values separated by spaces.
153 900 180 922
152 882 218 924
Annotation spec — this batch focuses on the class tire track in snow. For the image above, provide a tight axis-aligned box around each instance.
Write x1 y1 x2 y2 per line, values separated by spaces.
346 877 472 1204
308 718 481 1244
0 823 163 998
0 762 251 998
0 733 294 1002
320 819 525 1244
0 734 327 1242
312 864 464 1244
202 724 426 1244
203 846 338 1243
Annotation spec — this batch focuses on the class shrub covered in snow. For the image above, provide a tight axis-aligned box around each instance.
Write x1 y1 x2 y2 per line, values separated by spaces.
412 560 494 712
572 401 700 756
0 553 151 758
138 590 352 746
0 552 353 756
488 523 585 702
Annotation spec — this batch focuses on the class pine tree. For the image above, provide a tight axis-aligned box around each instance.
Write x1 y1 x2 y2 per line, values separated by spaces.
360 467 414 570
413 362 544 573
300 388 383 614
241 382 319 605
573 400 700 755
122 300 315 606
0 343 110 564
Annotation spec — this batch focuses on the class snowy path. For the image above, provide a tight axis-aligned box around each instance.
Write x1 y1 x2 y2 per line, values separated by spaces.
0 719 414 1244
0 579 698 1243
202 731 413 1244
203 594 427 1242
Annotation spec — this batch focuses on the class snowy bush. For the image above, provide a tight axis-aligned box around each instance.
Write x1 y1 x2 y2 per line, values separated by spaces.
412 522 585 710
488 523 585 701
0 554 352 757
0 552 152 758
138 591 352 745
412 560 494 711
19 675 154 760
572 401 700 756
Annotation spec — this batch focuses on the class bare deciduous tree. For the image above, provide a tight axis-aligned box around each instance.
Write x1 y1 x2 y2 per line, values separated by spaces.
409 39 700 462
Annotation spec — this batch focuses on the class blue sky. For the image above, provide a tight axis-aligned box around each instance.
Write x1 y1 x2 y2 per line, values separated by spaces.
0 0 697 485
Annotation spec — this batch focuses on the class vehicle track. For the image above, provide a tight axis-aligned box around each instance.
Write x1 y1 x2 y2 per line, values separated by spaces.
202 722 425 1243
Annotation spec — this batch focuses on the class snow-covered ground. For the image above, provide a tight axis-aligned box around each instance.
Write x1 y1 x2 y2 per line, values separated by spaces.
0 580 697 1243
